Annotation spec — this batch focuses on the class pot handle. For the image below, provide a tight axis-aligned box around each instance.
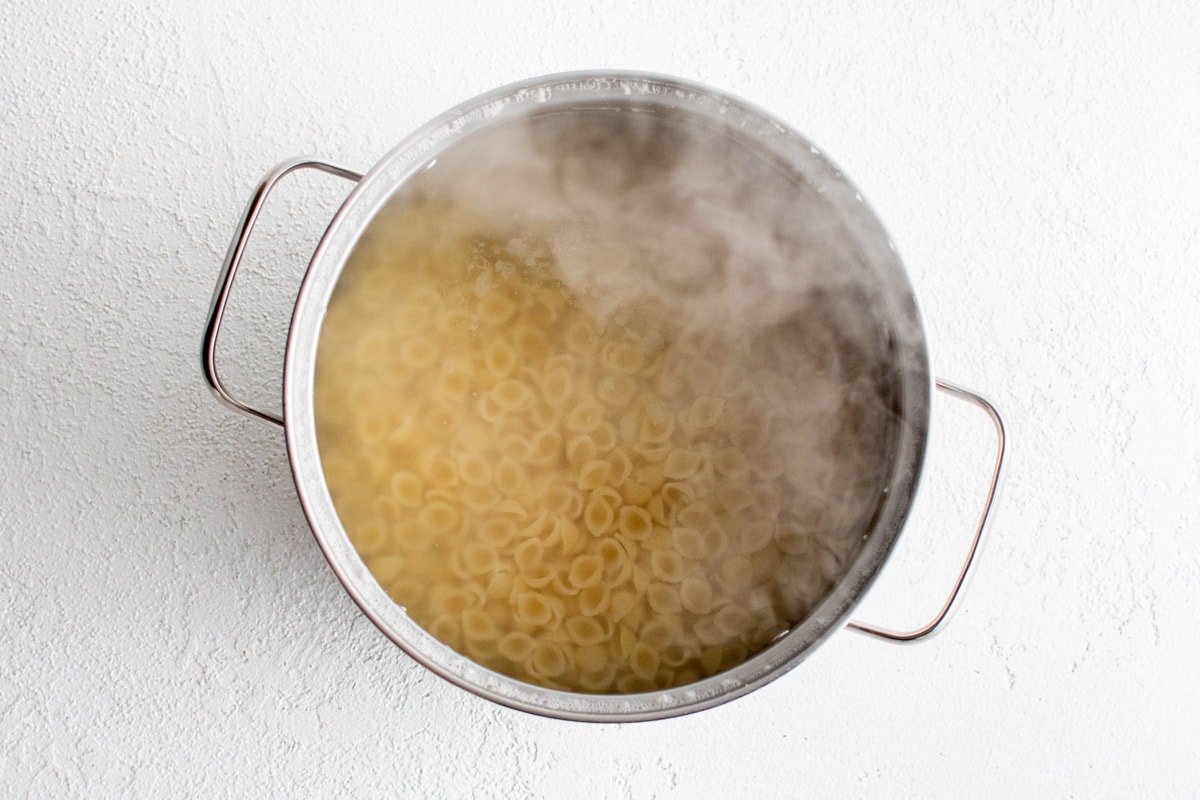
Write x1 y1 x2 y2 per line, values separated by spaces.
202 158 363 427
846 379 1006 643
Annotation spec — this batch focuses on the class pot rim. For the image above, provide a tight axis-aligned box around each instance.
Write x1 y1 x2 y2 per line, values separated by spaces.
282 69 932 722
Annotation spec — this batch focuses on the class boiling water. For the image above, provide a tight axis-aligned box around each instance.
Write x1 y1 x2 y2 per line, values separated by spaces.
313 107 897 693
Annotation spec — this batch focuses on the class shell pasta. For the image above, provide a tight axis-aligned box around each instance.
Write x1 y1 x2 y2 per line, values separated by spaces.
313 115 894 694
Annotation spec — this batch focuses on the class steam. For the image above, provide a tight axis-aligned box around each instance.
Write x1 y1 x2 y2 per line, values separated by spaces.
357 104 902 554
413 109 877 346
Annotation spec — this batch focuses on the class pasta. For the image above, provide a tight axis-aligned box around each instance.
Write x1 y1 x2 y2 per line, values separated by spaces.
313 112 895 695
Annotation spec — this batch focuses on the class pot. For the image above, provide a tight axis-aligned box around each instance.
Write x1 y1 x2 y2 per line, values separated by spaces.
202 71 1005 722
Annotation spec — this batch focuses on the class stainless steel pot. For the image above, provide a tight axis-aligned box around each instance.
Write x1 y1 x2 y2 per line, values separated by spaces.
202 71 1005 722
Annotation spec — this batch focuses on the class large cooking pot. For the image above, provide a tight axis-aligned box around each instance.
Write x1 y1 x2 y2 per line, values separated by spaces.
202 71 1005 722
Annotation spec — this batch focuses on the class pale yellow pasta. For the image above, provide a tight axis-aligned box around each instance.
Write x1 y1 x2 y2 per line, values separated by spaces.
617 506 652 541
640 616 682 650
692 617 725 648
461 542 498 576
485 340 517 378
676 502 715 533
428 615 463 651
459 483 500 514
714 604 754 638
457 453 492 487
661 640 692 668
475 393 507 423
499 432 533 462
522 564 556 589
365 552 405 584
608 590 638 625
647 583 682 615
464 637 500 663
591 421 618 453
518 512 550 540
575 643 609 673
583 494 615 537
683 396 724 429
629 642 660 681
712 446 749 478
493 457 525 497
549 574 579 598
491 379 533 412
645 493 668 526
595 538 627 578
670 526 706 561
478 292 517 325
435 307 471 337
429 586 478 618
590 486 621 507
434 366 472 399
314 143 895 695
679 577 713 615
738 519 775 554
602 340 644 374
566 435 597 468
389 470 424 508
608 447 632 485
702 526 729 560
529 429 562 468
617 626 638 661
649 551 684 583
351 406 391 444
541 367 572 406
352 519 389 556
462 609 500 641
660 481 695 513
418 501 460 533
530 642 568 678
750 483 783 520
540 484 580 518
568 554 604 589
631 563 652 596
513 538 544 572
515 591 554 626
424 454 459 488
498 631 536 663
564 318 597 354
638 403 674 444
567 402 604 434
718 555 754 593
663 448 702 480
751 448 786 480
634 441 672 465
578 663 619 693
485 570 516 601
578 584 610 617
552 517 583 555
645 525 673 552
399 336 439 369
775 522 811 556
565 615 607 646
619 479 652 506
512 324 548 362
385 577 425 605
716 483 754 513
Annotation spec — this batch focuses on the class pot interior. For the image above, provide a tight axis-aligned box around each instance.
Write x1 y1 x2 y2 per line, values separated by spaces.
284 72 930 721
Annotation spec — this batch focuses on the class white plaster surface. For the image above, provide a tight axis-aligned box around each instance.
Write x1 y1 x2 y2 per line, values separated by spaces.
2 0 1198 796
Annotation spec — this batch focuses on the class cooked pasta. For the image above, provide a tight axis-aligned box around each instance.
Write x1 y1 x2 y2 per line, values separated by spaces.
313 109 896 694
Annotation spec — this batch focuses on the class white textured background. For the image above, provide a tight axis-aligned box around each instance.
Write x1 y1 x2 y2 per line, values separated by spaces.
2 1 1197 797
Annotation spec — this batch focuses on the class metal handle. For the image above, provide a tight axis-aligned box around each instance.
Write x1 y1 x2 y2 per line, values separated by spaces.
202 157 363 427
847 379 1007 643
